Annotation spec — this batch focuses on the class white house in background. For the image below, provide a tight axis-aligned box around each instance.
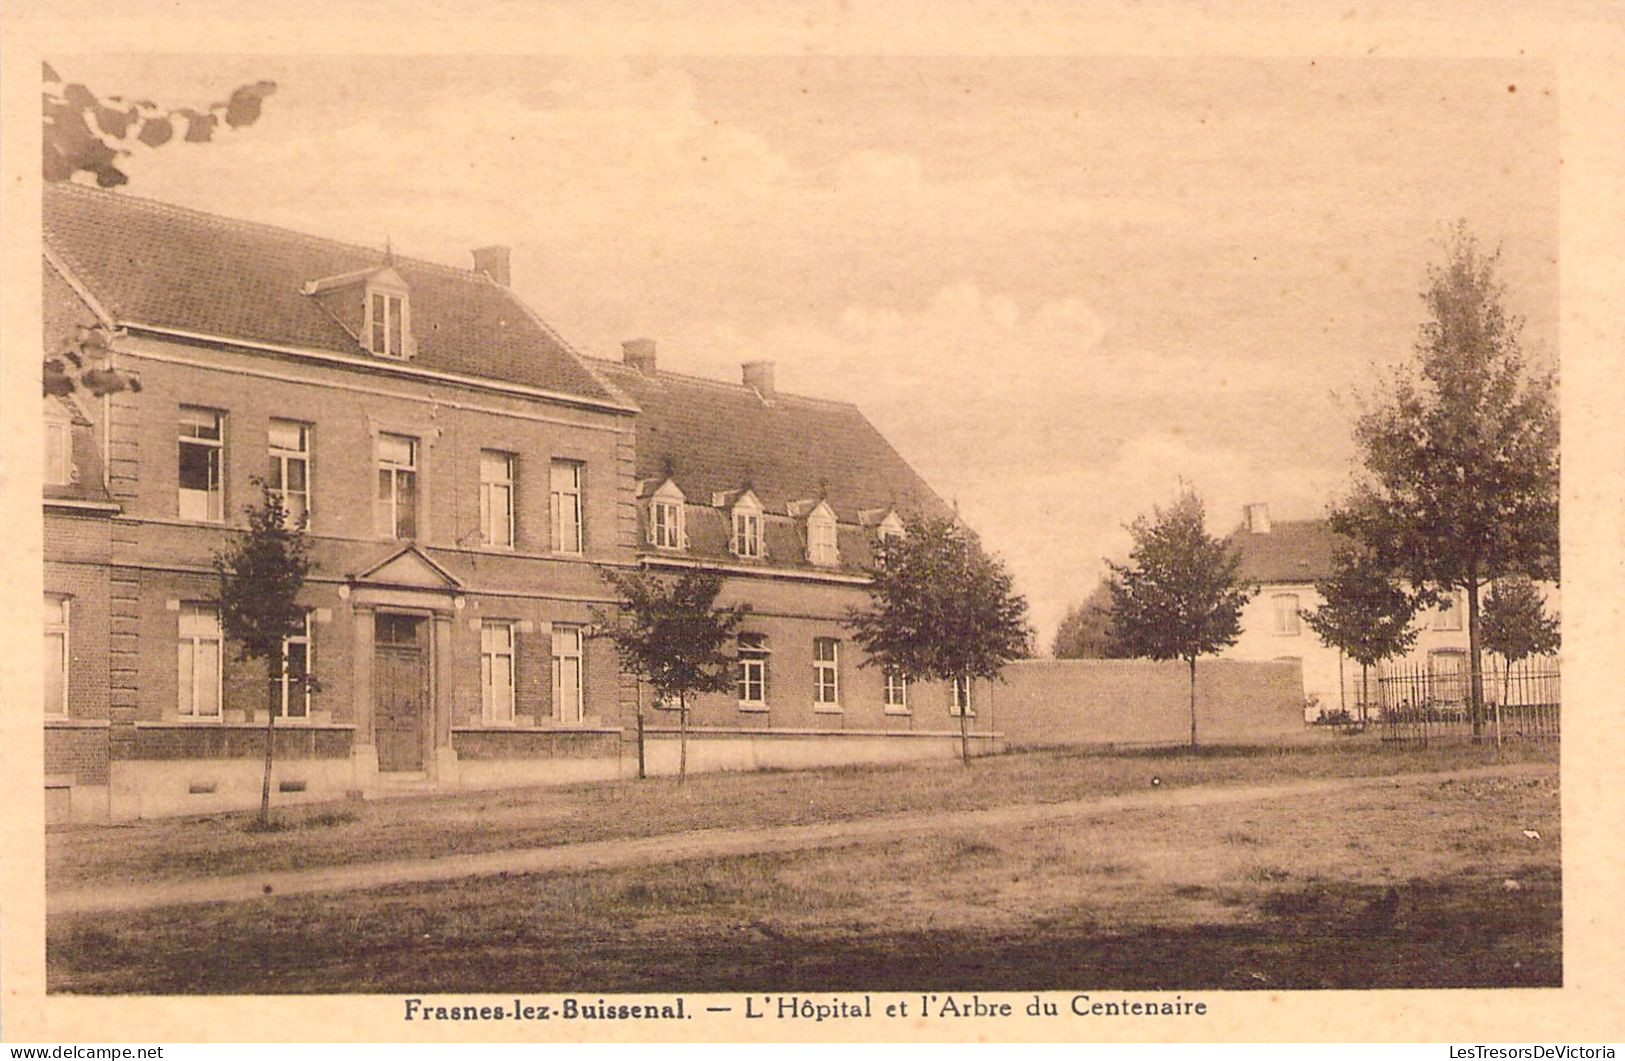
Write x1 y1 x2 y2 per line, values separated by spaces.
1221 503 1557 723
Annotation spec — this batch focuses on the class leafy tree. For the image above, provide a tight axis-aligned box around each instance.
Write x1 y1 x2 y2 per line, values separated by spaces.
1480 575 1560 743
44 62 276 188
1300 547 1422 723
1105 490 1253 752
1051 577 1129 659
594 569 748 783
44 324 143 399
845 515 1033 765
213 480 315 827
42 62 274 399
1331 223 1559 739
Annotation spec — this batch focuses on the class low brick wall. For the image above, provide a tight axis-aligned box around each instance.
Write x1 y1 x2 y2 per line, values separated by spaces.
120 724 354 760
997 659 1306 747
451 728 621 761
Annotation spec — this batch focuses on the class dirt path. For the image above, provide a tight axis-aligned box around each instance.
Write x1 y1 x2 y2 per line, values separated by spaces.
49 762 1551 917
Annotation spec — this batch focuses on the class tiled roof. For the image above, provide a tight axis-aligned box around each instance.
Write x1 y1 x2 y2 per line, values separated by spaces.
42 183 621 406
592 358 951 526
1228 518 1350 585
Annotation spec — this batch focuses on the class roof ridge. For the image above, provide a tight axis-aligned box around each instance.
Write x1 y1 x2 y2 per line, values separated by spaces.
44 182 488 283
590 356 860 410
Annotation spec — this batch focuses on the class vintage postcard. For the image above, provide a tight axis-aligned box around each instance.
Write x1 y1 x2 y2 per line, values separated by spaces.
2 0 1622 1045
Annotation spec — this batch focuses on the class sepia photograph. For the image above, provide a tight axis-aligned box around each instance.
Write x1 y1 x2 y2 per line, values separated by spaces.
5 3 1621 1043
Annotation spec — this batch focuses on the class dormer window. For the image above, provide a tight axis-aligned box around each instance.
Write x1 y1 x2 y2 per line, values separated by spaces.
647 479 687 550
806 502 839 566
731 492 763 559
366 285 410 359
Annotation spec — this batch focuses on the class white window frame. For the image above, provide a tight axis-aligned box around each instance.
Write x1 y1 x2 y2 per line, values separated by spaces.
366 287 410 359
375 432 419 540
732 495 764 559
552 624 585 723
482 620 517 723
44 594 70 718
737 633 769 710
177 602 223 720
1272 593 1302 636
178 406 225 523
44 412 73 486
883 670 909 715
813 637 841 710
268 419 311 530
807 506 839 566
480 450 516 549
651 499 684 550
551 459 584 555
1433 589 1464 632
278 612 313 720
951 675 974 717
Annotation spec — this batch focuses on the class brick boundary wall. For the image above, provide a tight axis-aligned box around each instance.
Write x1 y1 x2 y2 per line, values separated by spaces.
995 658 1307 747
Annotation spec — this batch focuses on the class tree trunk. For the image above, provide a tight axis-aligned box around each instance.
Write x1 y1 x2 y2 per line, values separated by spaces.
260 665 278 827
1466 580 1485 742
1187 656 1198 754
678 691 688 784
635 682 646 781
1497 654 1513 748
959 679 970 767
1360 663 1369 727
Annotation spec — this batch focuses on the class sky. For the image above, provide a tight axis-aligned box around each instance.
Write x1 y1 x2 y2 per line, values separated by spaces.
54 54 1559 648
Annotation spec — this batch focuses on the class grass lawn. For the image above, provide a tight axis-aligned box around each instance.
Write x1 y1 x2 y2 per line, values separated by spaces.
47 745 1560 993
49 738 1555 890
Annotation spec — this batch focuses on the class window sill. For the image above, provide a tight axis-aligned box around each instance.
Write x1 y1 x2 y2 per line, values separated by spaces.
883 707 912 716
811 704 843 714
738 703 769 713
45 717 110 728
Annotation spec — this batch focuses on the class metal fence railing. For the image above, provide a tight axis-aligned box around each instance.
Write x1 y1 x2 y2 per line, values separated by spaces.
1376 656 1559 746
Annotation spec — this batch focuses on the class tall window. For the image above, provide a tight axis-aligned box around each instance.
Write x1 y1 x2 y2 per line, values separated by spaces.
651 499 683 549
178 407 224 522
813 637 840 708
550 460 584 554
369 290 407 358
1272 593 1301 636
480 451 515 549
278 612 313 719
268 419 310 529
737 633 768 708
375 433 418 539
482 620 516 722
177 603 222 719
552 624 584 722
733 508 762 559
1433 589 1463 632
44 415 72 485
44 595 69 717
951 675 974 717
808 510 838 566
884 670 909 713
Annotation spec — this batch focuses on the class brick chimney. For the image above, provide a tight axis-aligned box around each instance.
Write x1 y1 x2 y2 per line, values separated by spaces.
742 360 776 397
1244 502 1272 534
471 245 511 286
622 338 657 374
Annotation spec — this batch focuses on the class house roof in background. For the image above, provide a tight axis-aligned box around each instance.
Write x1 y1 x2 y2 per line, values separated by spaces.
1228 518 1349 584
42 183 622 407
592 358 951 525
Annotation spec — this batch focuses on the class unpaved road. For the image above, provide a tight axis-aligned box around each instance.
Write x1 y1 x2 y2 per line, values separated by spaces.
49 762 1551 917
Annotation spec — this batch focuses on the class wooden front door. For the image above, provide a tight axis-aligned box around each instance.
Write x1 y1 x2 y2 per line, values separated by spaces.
375 614 426 772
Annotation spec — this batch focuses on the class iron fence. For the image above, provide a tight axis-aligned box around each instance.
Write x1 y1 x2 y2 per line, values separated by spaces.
1376 656 1559 746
